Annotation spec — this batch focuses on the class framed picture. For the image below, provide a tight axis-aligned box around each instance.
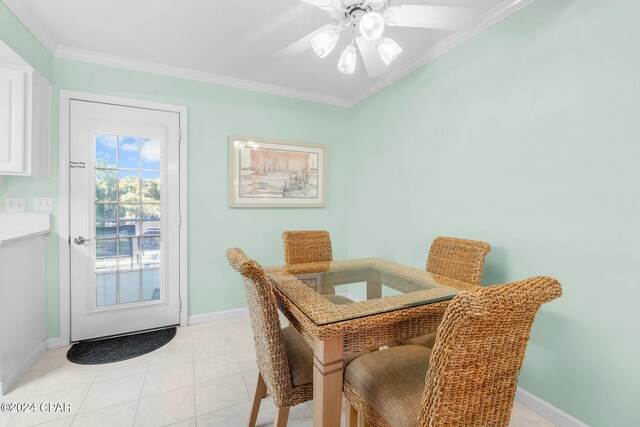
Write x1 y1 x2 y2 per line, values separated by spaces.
228 136 326 208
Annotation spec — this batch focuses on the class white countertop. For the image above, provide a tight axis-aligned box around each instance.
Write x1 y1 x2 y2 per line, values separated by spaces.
0 213 51 246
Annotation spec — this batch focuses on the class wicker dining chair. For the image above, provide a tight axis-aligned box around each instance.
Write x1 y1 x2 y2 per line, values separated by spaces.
226 248 315 427
403 236 491 348
282 230 333 264
282 230 353 305
426 236 491 286
344 276 562 427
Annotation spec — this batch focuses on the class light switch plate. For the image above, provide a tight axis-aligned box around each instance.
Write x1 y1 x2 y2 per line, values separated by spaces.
34 197 53 212
5 198 26 213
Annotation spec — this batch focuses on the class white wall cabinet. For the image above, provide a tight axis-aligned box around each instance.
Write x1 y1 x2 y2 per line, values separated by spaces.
0 65 51 178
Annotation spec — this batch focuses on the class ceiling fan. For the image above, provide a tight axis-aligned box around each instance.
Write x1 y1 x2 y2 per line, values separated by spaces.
277 0 485 77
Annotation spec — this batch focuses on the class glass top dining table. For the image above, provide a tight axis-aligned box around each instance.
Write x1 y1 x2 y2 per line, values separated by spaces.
266 257 461 326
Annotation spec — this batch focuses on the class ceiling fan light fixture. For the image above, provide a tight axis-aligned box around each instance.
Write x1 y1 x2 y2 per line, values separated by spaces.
311 27 339 58
359 12 385 40
377 36 403 65
338 44 357 74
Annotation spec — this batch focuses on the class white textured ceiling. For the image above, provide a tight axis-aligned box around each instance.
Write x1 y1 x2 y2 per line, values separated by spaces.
3 0 533 106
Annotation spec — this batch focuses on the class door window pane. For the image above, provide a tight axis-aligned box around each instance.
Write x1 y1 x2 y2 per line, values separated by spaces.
118 205 140 234
141 138 161 170
96 273 117 307
94 134 163 308
117 236 137 268
118 136 139 169
96 169 118 202
142 171 161 202
142 204 161 221
96 238 118 271
119 170 140 203
96 135 117 168
96 204 117 229
119 271 141 304
142 269 160 301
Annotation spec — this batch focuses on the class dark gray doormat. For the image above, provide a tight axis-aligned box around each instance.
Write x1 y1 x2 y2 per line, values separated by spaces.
67 327 177 365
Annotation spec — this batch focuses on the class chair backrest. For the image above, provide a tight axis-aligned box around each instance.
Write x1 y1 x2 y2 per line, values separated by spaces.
225 248 293 407
282 230 333 265
417 276 562 426
426 236 491 286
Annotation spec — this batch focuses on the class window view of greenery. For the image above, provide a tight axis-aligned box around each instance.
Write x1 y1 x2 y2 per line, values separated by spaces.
95 168 161 223
94 135 163 307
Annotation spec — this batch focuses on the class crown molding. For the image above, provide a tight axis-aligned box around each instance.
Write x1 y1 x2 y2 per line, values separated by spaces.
5 0 534 108
3 0 58 54
54 46 351 108
346 0 536 107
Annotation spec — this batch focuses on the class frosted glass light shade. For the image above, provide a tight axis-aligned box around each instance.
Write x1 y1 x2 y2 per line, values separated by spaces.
311 29 339 58
338 45 357 74
359 12 385 40
377 36 403 65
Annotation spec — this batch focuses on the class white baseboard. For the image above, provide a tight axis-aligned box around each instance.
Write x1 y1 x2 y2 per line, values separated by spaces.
0 341 46 396
515 387 589 427
188 307 249 325
46 337 66 349
45 308 252 341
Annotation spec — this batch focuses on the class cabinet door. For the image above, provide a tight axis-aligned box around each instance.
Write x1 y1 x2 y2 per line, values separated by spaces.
0 68 26 173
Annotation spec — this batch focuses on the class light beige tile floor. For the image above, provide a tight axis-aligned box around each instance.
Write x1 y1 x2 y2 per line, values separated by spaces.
0 316 556 427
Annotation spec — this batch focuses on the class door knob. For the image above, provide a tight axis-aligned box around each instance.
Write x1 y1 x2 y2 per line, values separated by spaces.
74 236 93 245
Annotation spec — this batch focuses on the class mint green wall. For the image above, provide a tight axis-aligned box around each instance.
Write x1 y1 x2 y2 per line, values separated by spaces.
0 1 51 81
348 1 638 425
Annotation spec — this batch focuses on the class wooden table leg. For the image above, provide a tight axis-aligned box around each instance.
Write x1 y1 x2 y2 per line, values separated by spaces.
367 280 381 299
313 335 344 427
346 402 358 427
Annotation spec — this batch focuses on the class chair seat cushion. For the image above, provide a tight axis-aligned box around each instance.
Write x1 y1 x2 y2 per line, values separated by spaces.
401 332 436 348
281 325 364 387
281 325 314 386
345 345 432 427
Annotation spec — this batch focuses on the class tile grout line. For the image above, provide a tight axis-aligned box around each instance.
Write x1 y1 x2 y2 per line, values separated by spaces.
196 401 256 424
130 355 152 427
49 398 141 426
67 363 103 427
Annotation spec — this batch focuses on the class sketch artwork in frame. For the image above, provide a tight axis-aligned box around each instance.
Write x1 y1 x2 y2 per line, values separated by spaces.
228 136 326 207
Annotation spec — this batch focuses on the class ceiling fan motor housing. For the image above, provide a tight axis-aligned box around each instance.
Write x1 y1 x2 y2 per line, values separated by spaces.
348 8 366 29
329 0 389 21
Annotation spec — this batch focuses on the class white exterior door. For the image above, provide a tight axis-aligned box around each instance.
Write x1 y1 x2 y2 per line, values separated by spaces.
70 100 181 341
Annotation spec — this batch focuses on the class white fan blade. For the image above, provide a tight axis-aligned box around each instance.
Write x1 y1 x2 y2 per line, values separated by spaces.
300 0 334 7
385 5 484 31
275 26 326 59
356 37 389 78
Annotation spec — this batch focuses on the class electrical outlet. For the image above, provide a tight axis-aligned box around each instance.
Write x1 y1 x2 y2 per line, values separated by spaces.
34 197 53 212
5 198 26 213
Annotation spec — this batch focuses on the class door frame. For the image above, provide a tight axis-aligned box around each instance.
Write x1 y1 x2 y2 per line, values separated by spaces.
58 90 188 346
